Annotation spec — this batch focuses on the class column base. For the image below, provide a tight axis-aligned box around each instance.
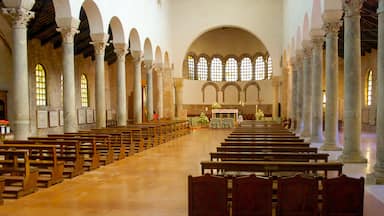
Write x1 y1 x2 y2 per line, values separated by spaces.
338 152 367 163
300 136 311 143
14 120 30 140
320 143 342 151
311 135 324 143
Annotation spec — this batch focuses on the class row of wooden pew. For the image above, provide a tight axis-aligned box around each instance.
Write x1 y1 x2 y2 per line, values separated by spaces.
189 121 364 215
0 120 190 202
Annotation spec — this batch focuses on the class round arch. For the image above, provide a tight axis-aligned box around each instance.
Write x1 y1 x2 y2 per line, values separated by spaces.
109 16 126 44
129 28 141 51
243 81 261 103
82 0 105 34
221 82 241 103
201 81 219 103
143 38 153 61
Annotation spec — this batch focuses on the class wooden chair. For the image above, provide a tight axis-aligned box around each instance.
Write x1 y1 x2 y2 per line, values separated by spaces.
277 174 318 216
232 174 272 216
322 175 364 216
188 174 228 216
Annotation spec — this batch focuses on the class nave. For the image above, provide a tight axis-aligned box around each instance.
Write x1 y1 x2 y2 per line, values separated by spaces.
0 128 383 215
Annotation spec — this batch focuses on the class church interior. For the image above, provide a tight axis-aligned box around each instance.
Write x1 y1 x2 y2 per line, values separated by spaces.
0 0 383 215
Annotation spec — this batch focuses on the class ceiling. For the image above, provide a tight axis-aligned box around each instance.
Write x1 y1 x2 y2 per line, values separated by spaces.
0 0 380 62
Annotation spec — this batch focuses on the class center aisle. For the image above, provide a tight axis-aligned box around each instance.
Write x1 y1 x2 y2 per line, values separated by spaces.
0 129 232 216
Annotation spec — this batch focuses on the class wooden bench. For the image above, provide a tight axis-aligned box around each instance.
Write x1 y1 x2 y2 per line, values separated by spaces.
7 139 84 178
221 141 310 147
227 134 298 138
225 137 304 142
217 146 318 153
200 161 343 177
210 152 329 162
0 176 4 204
0 144 64 187
0 149 39 198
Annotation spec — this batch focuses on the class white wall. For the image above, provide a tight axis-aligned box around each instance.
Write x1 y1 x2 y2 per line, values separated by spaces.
169 0 283 77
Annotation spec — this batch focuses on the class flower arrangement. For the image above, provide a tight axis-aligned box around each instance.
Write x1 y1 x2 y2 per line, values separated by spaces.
0 119 9 126
211 102 221 109
255 109 264 120
198 112 210 125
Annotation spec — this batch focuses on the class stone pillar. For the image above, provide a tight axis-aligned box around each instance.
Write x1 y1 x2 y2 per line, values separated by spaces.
272 77 280 120
321 10 343 151
155 66 164 118
92 34 108 128
295 52 304 135
132 51 143 123
57 18 80 133
339 0 367 163
114 43 128 126
2 7 34 140
310 31 325 143
301 41 313 139
369 0 384 183
290 60 297 131
174 78 183 119
145 61 154 121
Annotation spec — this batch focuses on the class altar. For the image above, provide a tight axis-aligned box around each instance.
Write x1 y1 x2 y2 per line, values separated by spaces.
210 109 238 128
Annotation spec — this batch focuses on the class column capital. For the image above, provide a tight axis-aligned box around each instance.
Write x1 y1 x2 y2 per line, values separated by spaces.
114 43 128 59
144 60 154 70
57 26 79 44
311 34 324 49
131 50 142 63
2 8 34 28
302 40 313 57
90 33 109 55
343 0 363 17
323 21 342 35
295 50 304 64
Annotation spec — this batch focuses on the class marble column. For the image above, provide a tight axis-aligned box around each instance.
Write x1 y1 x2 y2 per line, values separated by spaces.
290 60 297 131
321 11 343 151
301 41 313 139
339 0 366 163
114 43 128 126
92 34 108 128
155 67 164 118
57 18 80 133
272 77 280 120
145 61 154 121
2 7 34 140
295 52 304 135
310 32 325 143
369 0 384 183
174 78 183 119
132 51 143 123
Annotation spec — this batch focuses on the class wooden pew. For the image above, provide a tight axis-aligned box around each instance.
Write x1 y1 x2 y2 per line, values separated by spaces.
0 176 4 204
200 161 343 177
221 141 310 148
227 134 298 138
210 152 329 162
89 128 130 159
217 146 318 153
7 139 84 178
0 149 39 198
0 144 64 187
225 137 304 142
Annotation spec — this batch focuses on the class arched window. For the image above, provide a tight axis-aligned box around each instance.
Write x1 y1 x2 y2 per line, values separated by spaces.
267 56 273 79
240 57 252 81
187 55 195 80
367 70 373 106
255 56 265 80
225 58 238 81
197 57 208 80
81 74 89 107
35 64 47 106
211 57 223 81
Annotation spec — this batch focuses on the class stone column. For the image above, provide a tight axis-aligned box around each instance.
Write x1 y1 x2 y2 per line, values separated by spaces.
2 7 34 140
57 18 80 133
321 11 343 151
114 43 128 126
145 61 154 121
301 41 313 139
339 0 366 163
311 31 325 143
290 60 297 131
132 51 143 123
272 77 280 120
174 78 183 119
91 34 108 128
369 0 384 183
155 66 164 118
295 51 304 135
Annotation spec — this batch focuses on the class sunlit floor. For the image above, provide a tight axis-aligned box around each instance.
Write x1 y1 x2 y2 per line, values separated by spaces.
0 128 383 216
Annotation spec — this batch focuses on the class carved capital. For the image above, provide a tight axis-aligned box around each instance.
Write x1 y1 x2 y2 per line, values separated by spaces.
302 40 312 58
2 8 34 28
144 60 153 70
311 36 324 49
323 21 342 35
114 43 128 60
343 0 363 17
91 41 108 55
131 50 142 63
57 27 79 43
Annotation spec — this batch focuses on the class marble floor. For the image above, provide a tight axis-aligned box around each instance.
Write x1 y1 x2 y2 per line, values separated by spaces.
0 128 383 215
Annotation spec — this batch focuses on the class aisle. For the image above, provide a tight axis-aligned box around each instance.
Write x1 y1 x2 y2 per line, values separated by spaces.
0 129 231 216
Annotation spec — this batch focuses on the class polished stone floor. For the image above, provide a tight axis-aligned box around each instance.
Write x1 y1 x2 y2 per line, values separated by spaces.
0 128 383 215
